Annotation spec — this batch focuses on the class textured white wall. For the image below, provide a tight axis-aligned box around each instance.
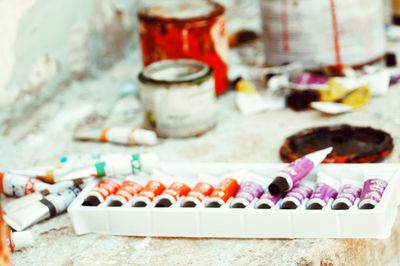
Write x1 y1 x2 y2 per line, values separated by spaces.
0 0 137 109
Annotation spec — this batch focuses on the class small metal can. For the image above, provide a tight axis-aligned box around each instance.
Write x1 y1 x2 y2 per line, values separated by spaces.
139 59 217 138
138 0 228 95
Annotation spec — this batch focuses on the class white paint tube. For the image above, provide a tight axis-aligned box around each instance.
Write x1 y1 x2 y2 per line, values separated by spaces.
0 172 51 197
74 127 158 146
5 229 34 252
9 154 122 184
4 185 83 231
2 178 93 214
57 153 159 183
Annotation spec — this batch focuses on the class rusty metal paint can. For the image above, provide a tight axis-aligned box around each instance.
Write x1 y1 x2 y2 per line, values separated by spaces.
138 59 217 138
138 0 228 96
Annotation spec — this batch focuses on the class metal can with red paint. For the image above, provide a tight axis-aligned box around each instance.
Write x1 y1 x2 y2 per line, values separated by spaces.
138 0 229 95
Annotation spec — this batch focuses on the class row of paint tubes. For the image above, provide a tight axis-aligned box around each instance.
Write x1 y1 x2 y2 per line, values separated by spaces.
80 170 391 211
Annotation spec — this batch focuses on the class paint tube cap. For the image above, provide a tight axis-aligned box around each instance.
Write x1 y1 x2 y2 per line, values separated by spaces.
268 176 289 196
386 53 397 67
134 129 158 146
12 231 34 251
140 153 159 172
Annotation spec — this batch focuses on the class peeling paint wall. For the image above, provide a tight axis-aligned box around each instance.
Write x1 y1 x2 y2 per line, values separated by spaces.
0 0 137 131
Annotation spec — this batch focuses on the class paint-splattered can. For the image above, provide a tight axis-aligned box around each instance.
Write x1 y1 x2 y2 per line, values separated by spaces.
138 59 217 138
138 0 228 95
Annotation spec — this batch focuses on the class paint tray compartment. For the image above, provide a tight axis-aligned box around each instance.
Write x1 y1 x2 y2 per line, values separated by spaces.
68 163 400 239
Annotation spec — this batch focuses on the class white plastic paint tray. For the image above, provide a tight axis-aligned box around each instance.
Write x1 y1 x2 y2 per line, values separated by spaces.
68 163 400 239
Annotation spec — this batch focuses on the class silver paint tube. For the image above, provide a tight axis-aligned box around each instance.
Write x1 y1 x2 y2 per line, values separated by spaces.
4 185 82 231
2 178 92 214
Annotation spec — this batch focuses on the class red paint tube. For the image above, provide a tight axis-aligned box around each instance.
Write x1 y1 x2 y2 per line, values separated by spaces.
181 174 218 208
108 175 148 207
132 171 173 207
82 179 121 207
205 172 244 208
155 180 191 208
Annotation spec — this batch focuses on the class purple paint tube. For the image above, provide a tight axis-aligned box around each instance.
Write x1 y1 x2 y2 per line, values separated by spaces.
280 180 314 209
307 172 340 210
230 173 267 209
332 179 362 210
269 147 332 196
359 173 391 209
254 181 283 209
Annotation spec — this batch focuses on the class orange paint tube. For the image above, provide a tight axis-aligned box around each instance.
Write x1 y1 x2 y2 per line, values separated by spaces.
82 178 121 206
181 174 219 208
133 171 173 207
205 173 243 208
108 175 147 207
0 208 11 265
155 181 191 208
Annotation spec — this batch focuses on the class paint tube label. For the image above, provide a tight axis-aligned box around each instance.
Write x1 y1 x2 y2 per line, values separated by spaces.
210 178 239 203
359 178 388 206
104 127 134 144
280 157 314 187
138 180 166 201
113 180 143 202
259 191 282 205
95 154 142 177
0 173 49 197
163 182 191 201
90 179 121 202
187 182 215 202
234 180 264 204
334 184 361 206
59 153 102 165
309 183 338 204
285 184 313 205
43 186 82 216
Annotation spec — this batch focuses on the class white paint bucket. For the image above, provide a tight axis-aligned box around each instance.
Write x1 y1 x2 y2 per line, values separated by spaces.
259 0 386 69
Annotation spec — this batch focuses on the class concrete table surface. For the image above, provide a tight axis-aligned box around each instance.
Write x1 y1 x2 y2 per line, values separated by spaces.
2 57 400 265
